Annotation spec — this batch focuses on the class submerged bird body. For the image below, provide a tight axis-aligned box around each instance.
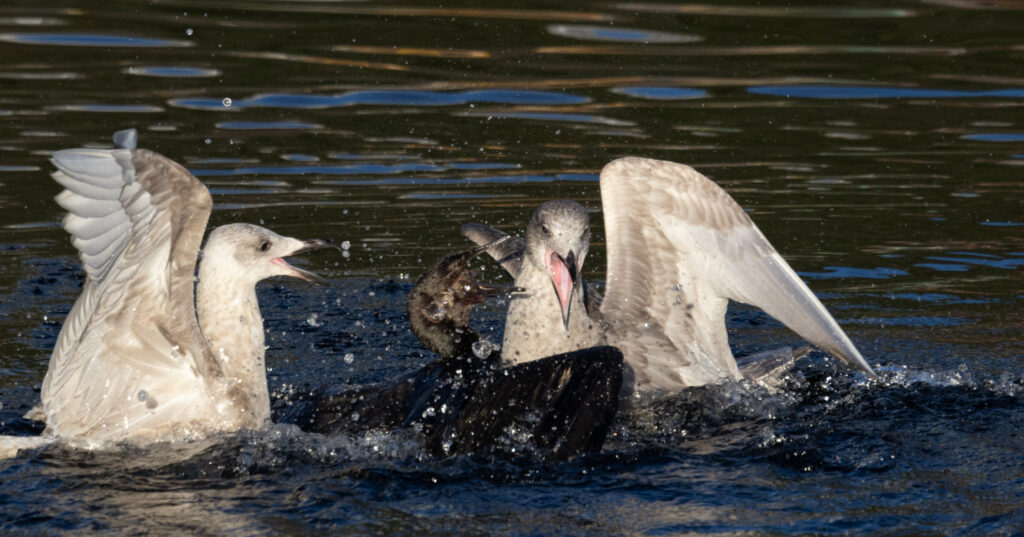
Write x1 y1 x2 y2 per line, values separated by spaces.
285 241 622 460
20 129 327 450
464 157 875 394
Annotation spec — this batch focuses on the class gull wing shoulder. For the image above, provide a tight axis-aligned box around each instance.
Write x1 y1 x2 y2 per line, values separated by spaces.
599 157 872 391
42 135 218 441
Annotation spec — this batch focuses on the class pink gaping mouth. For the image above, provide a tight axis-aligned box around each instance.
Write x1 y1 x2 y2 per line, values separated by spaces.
547 249 573 315
272 256 319 282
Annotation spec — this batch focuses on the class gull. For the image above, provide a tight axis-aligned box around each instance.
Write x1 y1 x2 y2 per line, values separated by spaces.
462 157 875 395
0 129 329 457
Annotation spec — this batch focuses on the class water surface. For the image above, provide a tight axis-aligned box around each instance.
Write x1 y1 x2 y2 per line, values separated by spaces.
1 1 1022 535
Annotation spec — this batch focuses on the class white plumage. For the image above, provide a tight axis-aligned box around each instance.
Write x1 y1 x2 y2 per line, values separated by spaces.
2 129 328 456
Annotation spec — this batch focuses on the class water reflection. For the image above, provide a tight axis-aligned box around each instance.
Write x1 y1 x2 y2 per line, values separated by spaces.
749 85 1024 99
46 104 164 113
546 24 701 43
612 87 707 100
616 3 918 18
175 89 587 111
124 66 221 78
1 0 1023 534
963 133 1024 141
0 33 192 47
214 121 322 130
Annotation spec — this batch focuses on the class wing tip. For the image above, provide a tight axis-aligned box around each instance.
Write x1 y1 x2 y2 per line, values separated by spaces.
113 128 138 150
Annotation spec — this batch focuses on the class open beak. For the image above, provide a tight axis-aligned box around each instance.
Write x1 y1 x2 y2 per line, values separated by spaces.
547 249 579 330
274 238 336 283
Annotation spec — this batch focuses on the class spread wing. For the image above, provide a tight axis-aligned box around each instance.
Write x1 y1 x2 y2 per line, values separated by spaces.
41 136 218 442
599 157 873 392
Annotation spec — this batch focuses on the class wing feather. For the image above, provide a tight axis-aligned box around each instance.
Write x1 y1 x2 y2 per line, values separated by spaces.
600 157 872 391
41 139 218 443
460 222 524 277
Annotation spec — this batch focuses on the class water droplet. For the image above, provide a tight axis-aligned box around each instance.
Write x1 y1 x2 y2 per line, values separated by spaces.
222 97 232 107
341 240 351 250
204 138 212 144
472 339 498 359
185 28 194 36
343 353 354 364
137 389 149 402
306 313 321 327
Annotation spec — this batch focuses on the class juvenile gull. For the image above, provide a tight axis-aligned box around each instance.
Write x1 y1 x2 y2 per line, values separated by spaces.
463 157 875 395
1 129 329 456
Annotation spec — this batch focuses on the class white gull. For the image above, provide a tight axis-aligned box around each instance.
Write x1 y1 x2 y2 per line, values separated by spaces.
0 129 329 457
463 157 875 395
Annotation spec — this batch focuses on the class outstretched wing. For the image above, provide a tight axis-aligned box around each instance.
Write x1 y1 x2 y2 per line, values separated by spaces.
599 157 872 392
42 132 218 443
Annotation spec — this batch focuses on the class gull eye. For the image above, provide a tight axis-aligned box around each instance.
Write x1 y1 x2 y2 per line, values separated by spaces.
260 240 271 252
541 224 550 235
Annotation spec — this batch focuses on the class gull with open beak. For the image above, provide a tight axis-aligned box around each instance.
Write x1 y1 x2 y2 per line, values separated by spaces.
495 200 603 364
0 129 332 457
463 157 875 395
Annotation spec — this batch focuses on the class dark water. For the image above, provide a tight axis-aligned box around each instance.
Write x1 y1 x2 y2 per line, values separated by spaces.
1 1 1023 535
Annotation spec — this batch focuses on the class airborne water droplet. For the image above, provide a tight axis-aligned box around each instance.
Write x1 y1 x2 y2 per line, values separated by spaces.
222 97 232 107
185 28 194 36
137 390 149 402
343 353 355 364
472 339 498 359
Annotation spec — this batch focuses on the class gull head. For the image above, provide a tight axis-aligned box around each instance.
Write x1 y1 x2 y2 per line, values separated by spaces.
202 223 330 284
525 200 590 330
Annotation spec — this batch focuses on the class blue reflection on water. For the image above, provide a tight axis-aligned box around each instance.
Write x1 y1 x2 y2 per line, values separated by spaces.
883 293 995 305
0 33 191 47
613 87 708 100
172 90 586 110
192 163 444 177
847 316 965 327
799 266 909 279
748 86 1024 99
546 24 701 44
962 133 1024 142
980 221 1024 227
915 263 969 272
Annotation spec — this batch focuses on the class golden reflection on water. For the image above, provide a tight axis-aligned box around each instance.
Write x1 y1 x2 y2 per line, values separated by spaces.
229 51 411 72
332 45 490 59
616 3 918 18
534 45 968 57
156 2 614 22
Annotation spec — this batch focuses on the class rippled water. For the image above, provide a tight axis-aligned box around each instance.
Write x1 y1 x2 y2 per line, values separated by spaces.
1 1 1022 535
